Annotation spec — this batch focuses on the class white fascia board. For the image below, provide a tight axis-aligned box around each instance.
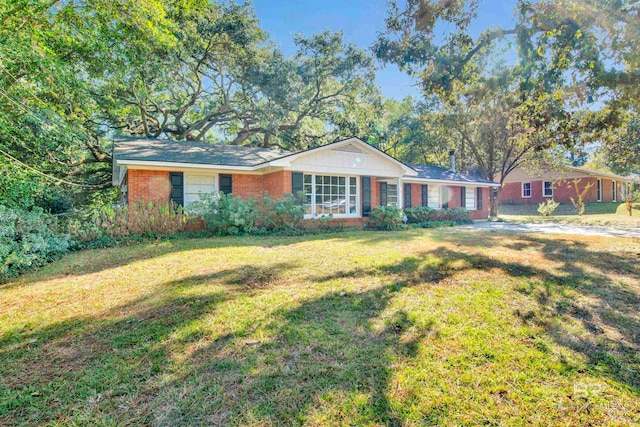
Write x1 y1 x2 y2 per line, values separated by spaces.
117 159 259 171
402 177 498 187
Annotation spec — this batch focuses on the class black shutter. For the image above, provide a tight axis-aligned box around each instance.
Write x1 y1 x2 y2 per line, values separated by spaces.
442 186 449 209
362 176 371 216
461 187 466 209
219 174 232 194
404 183 412 208
476 187 482 210
380 182 387 206
169 172 184 207
291 172 304 196
422 185 428 207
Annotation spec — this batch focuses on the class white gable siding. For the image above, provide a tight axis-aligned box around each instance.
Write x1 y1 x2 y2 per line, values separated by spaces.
289 146 405 177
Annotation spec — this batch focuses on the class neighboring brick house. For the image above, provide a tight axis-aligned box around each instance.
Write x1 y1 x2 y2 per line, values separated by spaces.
499 165 633 205
113 137 496 223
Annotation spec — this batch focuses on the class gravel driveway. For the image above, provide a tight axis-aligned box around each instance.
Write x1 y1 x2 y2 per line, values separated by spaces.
463 221 640 239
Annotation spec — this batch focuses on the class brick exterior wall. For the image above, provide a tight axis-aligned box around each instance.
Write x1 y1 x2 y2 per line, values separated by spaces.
410 184 422 208
400 183 489 220
370 177 379 209
127 170 170 204
499 177 622 205
469 187 490 220
447 185 461 208
263 170 292 197
126 169 491 223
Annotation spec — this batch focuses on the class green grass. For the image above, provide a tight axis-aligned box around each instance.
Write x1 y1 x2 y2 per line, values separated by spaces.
500 202 640 227
1 229 639 426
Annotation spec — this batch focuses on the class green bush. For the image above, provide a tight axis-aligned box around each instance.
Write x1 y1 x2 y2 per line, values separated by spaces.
404 206 470 222
404 206 436 223
435 208 470 220
368 206 405 230
537 200 559 216
194 193 258 235
0 205 72 281
413 218 473 228
257 193 305 231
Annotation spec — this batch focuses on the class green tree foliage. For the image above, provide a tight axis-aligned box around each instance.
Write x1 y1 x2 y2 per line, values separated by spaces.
376 0 640 172
1 0 377 211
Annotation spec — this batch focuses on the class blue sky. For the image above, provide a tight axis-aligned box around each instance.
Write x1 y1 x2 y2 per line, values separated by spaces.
252 0 517 100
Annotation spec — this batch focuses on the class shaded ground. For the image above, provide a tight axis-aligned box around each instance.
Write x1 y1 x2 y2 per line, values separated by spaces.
1 230 639 426
467 221 640 238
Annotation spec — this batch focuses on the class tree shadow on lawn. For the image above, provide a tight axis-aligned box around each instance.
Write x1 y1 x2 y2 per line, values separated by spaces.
0 262 295 426
1 230 426 290
2 236 638 425
309 241 640 389
153 242 640 424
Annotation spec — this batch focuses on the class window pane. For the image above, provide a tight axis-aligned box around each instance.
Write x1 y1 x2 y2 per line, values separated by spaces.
350 177 356 186
304 174 312 184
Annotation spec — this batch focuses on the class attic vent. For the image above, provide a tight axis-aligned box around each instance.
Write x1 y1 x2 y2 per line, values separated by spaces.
333 143 365 154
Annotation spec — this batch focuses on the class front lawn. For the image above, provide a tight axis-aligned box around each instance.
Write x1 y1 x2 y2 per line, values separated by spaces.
499 202 640 227
1 229 639 425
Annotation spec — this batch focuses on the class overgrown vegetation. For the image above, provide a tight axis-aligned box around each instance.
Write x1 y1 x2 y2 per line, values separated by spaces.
0 206 71 281
367 206 405 230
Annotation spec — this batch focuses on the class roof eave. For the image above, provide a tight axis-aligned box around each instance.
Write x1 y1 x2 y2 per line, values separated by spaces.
403 177 498 187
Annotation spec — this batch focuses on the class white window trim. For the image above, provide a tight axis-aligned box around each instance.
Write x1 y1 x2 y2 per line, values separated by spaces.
386 182 399 207
612 180 617 202
465 186 476 210
184 172 218 207
521 182 532 198
303 173 360 219
543 181 553 198
427 185 442 209
597 178 602 202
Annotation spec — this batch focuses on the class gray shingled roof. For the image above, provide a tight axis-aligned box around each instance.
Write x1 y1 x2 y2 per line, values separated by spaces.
408 163 496 185
114 137 293 166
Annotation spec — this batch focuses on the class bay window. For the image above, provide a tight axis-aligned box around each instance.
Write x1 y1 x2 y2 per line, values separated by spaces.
303 174 359 217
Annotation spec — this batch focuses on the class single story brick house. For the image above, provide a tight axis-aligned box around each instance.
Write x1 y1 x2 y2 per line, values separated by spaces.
112 136 496 223
500 165 633 205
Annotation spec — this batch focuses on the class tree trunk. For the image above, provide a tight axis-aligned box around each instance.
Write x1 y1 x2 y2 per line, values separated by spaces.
489 188 500 218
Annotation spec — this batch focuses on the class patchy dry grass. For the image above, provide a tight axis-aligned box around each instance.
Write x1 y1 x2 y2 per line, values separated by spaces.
500 202 640 227
1 229 639 426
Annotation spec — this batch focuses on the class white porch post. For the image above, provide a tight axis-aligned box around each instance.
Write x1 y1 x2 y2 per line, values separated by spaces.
397 177 403 208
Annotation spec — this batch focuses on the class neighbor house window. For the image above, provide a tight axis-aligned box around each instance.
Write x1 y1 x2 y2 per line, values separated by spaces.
184 173 216 206
621 182 627 200
465 187 476 210
387 184 398 206
522 182 532 198
303 174 358 217
612 181 617 202
543 181 553 197
597 179 602 202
